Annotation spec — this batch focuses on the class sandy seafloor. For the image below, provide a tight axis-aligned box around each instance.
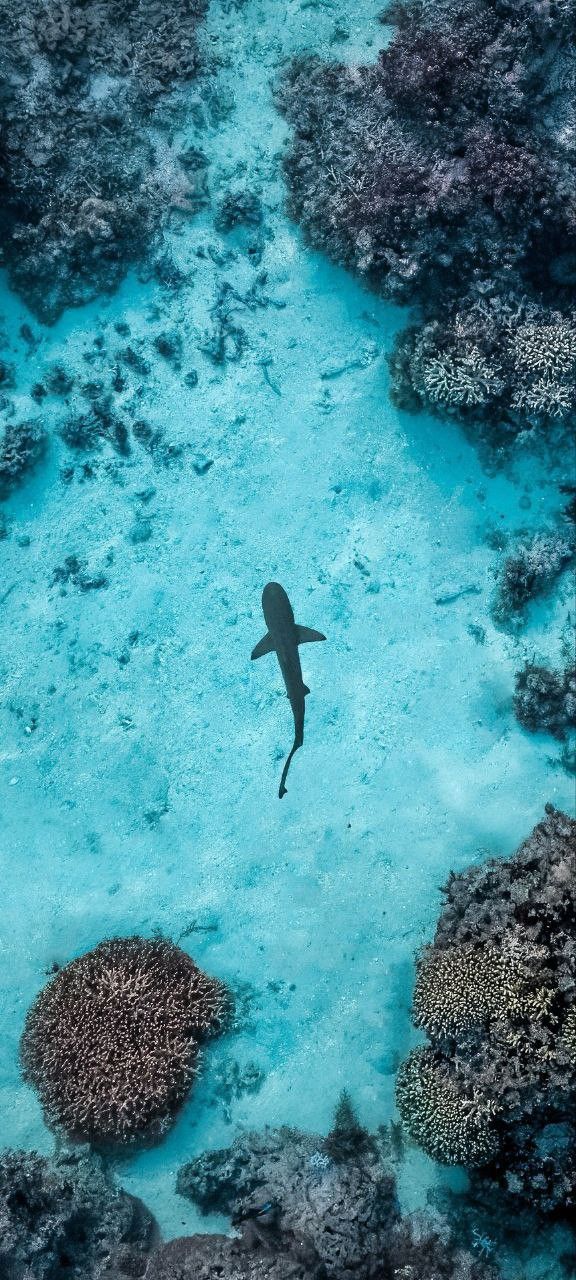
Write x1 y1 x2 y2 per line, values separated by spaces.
0 0 574 1273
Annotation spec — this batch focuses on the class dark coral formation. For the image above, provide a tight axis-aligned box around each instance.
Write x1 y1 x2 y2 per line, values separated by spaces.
20 936 227 1147
0 1148 156 1278
0 1111 501 1279
491 531 574 627
0 419 47 495
177 1122 396 1277
514 663 576 740
397 807 576 1212
0 0 207 321
149 1222 498 1280
279 0 576 447
173 1105 499 1280
147 1233 323 1280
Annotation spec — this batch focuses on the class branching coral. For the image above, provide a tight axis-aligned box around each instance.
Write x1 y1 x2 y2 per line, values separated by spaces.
0 419 47 495
491 532 574 626
562 1007 576 1061
514 663 576 741
396 1048 500 1166
398 808 576 1212
511 377 573 419
421 347 503 409
279 0 576 448
20 936 227 1146
412 941 552 1039
389 302 576 438
511 323 576 379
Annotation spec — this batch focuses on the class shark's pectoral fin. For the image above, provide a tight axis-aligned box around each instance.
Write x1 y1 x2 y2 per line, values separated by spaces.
296 625 326 645
251 632 275 660
303 684 310 696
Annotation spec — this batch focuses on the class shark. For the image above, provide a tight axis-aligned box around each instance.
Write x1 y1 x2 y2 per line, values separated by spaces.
251 581 326 798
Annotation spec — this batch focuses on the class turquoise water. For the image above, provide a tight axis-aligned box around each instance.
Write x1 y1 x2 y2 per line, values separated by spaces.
0 0 574 1266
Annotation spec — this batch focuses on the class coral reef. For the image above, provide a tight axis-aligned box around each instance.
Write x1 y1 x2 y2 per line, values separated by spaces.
514 663 576 741
491 532 574 627
396 1048 500 1167
177 1119 398 1276
411 941 543 1038
0 1126 500 1280
389 304 576 443
20 936 227 1147
397 807 576 1212
173 1101 499 1280
278 0 576 447
0 0 208 320
0 1148 156 1278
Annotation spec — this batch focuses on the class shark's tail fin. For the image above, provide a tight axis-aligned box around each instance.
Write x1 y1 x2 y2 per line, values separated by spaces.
278 732 303 798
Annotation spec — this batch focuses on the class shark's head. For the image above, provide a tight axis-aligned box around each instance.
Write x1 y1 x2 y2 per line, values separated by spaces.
262 581 290 626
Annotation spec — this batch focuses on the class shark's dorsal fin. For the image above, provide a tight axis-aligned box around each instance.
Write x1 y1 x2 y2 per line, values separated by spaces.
251 632 275 660
296 625 326 645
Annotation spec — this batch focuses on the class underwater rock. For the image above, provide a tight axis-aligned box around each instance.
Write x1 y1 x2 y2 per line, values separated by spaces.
514 663 576 741
154 330 184 368
491 531 574 627
0 0 208 320
148 1222 499 1280
397 807 576 1212
278 0 576 447
20 936 228 1148
0 1147 156 1278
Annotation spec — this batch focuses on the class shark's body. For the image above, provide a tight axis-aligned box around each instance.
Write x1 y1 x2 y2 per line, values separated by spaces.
251 582 326 798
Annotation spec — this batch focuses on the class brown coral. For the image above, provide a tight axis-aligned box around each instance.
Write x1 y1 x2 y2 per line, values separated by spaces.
21 936 227 1147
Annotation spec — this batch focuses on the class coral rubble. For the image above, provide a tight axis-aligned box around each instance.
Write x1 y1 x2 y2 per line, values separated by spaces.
20 935 227 1147
397 807 576 1212
279 0 576 447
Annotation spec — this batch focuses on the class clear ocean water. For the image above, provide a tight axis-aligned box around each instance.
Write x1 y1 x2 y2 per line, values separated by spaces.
0 0 574 1273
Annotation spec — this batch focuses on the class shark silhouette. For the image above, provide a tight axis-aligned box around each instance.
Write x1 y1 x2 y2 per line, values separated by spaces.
251 582 326 798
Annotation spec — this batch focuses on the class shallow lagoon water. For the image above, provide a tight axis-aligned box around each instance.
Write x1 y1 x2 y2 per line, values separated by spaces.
0 0 574 1266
